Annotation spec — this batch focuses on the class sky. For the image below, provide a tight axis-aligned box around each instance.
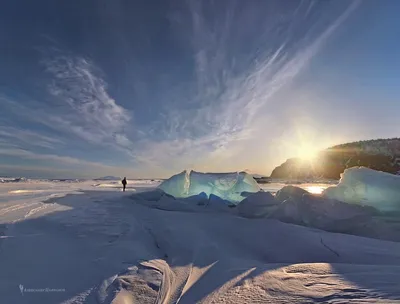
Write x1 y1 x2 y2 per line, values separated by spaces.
0 0 399 179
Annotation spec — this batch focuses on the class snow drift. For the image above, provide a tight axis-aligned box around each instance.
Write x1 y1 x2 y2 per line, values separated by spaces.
237 191 278 218
323 167 400 212
158 170 261 203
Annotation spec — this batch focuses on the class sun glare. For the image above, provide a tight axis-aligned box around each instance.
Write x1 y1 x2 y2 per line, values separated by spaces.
305 185 325 195
296 144 319 161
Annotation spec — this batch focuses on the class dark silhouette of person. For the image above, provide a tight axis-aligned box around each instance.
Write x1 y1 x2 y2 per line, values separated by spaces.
122 177 127 192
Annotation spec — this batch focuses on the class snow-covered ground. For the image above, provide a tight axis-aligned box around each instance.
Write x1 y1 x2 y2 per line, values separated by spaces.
0 179 399 303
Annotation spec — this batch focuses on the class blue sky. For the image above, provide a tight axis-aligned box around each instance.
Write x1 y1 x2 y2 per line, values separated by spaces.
0 0 399 178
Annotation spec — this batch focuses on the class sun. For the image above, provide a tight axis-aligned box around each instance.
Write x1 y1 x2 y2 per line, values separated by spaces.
296 143 319 161
279 126 325 163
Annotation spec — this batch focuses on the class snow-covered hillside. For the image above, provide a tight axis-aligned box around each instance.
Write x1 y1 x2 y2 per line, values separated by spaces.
330 138 400 158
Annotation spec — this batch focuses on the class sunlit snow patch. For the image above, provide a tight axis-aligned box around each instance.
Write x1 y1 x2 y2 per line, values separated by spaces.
7 189 60 195
158 170 261 204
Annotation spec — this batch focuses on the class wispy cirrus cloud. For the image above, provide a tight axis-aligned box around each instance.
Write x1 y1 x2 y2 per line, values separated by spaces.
131 0 361 172
44 54 132 147
0 126 64 149
0 147 120 171
0 1 361 177
0 54 137 173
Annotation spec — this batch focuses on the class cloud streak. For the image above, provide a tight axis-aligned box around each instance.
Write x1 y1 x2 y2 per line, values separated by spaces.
131 0 361 172
0 147 121 171
44 53 133 148
0 126 64 149
0 1 361 177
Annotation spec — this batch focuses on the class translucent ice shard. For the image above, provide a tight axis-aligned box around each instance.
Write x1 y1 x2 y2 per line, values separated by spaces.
323 167 400 212
158 170 261 204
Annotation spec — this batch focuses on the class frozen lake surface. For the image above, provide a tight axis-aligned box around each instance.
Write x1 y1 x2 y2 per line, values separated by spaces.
0 178 399 303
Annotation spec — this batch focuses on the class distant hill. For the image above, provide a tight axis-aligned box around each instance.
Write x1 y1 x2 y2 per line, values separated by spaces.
251 174 267 179
94 176 120 181
271 138 400 180
253 177 270 184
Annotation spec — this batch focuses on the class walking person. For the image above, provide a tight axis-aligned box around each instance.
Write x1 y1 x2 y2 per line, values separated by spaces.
122 177 127 192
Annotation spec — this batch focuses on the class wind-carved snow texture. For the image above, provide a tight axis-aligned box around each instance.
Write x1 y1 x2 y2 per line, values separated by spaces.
158 170 261 203
323 167 400 212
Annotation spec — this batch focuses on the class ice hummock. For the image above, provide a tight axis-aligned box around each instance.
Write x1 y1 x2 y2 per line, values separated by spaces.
158 170 261 203
323 167 400 212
